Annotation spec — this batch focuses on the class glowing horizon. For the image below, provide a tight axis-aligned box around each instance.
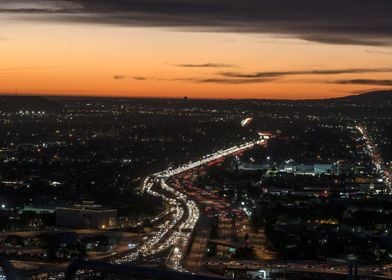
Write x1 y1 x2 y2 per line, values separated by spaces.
1 1 391 99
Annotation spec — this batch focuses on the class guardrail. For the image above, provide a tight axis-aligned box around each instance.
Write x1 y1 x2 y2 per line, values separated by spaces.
65 259 225 280
1 256 224 280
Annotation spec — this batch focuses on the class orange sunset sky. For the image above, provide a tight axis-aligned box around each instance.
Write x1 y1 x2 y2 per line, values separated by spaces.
1 1 392 99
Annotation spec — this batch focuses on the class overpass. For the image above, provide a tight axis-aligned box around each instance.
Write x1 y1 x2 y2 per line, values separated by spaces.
208 239 242 248
3 139 266 278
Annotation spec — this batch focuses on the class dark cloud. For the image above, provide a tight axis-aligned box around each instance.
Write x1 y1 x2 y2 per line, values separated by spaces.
175 63 236 68
113 67 392 84
220 68 392 79
0 8 73 13
115 75 276 84
178 77 276 84
132 76 147 81
113 75 147 80
0 1 82 12
331 79 392 86
1 0 392 46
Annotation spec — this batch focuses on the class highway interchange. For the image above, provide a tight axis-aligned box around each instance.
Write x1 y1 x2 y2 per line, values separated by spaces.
110 134 392 279
111 139 266 272
2 139 265 279
4 135 392 279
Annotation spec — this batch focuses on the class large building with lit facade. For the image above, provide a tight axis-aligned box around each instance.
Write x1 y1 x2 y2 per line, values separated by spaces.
56 201 117 229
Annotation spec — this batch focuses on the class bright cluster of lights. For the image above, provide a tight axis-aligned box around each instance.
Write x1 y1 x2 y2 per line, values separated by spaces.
180 200 199 231
114 139 264 270
159 180 200 271
114 176 199 266
154 139 265 179
357 126 391 190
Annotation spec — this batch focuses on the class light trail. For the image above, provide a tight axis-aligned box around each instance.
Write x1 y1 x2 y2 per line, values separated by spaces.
113 139 265 270
356 125 391 190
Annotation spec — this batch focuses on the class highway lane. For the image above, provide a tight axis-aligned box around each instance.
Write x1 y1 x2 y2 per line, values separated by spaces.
9 135 392 279
15 139 266 277
186 217 212 270
169 164 250 272
134 139 265 272
357 125 391 189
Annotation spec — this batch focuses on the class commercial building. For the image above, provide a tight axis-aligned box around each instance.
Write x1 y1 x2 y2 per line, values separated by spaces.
56 201 117 229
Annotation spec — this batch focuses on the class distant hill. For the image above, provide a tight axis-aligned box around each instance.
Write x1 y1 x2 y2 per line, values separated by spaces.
331 90 392 105
0 95 63 113
0 90 391 109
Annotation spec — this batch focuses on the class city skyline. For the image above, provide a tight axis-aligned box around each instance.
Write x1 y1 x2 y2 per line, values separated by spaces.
1 0 392 99
1 2 392 278
0 94 391 279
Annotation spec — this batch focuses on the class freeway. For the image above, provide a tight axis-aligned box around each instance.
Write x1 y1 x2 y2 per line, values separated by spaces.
169 172 246 272
0 229 139 239
110 139 265 272
357 125 391 189
154 140 265 179
8 133 392 279
15 137 270 278
133 133 392 279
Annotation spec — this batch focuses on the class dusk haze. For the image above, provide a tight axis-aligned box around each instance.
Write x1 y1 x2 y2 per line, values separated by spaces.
1 0 391 99
0 1 392 280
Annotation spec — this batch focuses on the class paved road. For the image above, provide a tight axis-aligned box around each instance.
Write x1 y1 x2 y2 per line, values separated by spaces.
6 139 266 277
357 125 391 189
